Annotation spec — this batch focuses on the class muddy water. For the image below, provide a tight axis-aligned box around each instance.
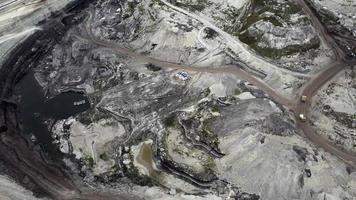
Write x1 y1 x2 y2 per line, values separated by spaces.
17 70 90 157
136 143 158 177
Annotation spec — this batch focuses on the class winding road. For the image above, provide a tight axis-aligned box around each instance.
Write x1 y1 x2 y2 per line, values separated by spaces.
82 0 356 169
295 0 356 168
160 0 356 169
82 8 293 108
1 0 356 199
158 0 312 78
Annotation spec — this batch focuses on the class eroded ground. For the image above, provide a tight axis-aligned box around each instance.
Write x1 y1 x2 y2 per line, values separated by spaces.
312 68 356 153
0 0 356 199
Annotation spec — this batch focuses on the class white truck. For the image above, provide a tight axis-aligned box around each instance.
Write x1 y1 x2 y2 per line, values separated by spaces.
299 114 306 122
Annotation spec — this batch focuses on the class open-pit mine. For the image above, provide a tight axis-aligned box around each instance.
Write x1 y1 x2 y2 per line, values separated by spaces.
0 0 355 199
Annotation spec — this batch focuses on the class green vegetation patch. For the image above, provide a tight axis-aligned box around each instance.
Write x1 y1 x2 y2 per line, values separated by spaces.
171 0 212 12
163 114 178 127
83 154 95 169
234 88 242 95
211 104 220 113
162 127 217 181
99 152 109 161
125 165 156 186
219 0 316 59
126 1 140 16
245 0 305 26
200 120 220 150
239 31 320 59
204 156 216 170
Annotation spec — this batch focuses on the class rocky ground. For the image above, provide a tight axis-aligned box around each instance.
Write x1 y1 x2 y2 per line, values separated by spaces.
309 0 356 58
213 93 356 200
0 175 45 200
197 0 333 73
311 67 356 153
0 0 356 199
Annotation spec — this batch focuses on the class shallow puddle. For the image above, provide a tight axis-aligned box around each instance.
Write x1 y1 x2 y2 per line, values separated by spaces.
136 143 158 177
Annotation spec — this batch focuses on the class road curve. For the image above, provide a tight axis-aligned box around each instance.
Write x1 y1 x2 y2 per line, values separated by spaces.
4 1 352 198
81 37 293 108
159 0 311 78
82 10 292 108
295 0 356 168
83 3 356 169
294 0 346 60
295 61 356 168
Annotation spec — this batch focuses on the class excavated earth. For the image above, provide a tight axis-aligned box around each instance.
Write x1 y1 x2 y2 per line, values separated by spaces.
0 0 356 200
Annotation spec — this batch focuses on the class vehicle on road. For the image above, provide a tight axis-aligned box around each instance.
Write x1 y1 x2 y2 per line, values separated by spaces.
299 114 306 122
301 95 307 102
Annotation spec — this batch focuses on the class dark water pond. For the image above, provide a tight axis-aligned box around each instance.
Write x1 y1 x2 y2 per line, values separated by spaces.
17 70 90 156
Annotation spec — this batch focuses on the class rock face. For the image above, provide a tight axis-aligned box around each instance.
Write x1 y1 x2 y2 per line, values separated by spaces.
235 0 322 60
210 98 291 136
247 21 319 50
310 0 356 37
309 0 356 58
